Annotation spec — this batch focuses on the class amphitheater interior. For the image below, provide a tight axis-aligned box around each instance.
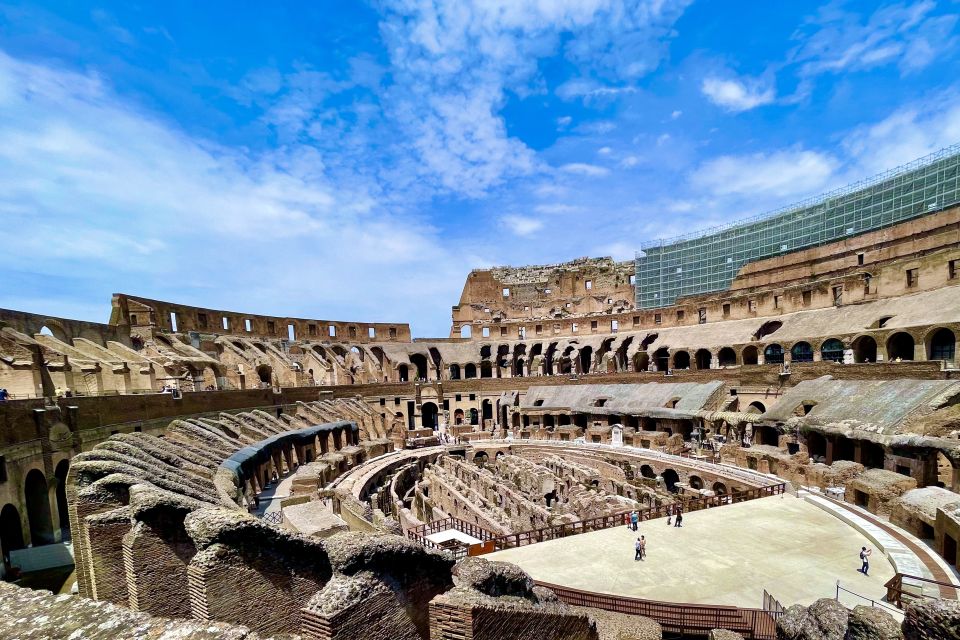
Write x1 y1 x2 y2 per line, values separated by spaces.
4 151 960 639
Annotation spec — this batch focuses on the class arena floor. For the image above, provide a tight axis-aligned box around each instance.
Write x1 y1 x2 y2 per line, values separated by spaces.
486 494 895 609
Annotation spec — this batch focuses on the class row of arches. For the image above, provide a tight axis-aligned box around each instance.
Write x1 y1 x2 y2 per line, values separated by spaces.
1 461 70 567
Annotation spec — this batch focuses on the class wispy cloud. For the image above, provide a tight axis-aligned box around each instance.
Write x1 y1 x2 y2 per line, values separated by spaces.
701 75 776 112
501 214 544 236
691 148 838 198
560 162 610 176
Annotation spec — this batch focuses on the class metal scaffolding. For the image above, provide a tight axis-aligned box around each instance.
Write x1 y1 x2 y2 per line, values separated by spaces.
635 144 960 309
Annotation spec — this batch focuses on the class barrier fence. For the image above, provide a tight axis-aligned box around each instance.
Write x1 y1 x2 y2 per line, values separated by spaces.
485 483 786 551
539 581 779 640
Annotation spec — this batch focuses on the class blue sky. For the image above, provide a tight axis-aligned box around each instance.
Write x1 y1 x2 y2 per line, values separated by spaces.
1 1 959 337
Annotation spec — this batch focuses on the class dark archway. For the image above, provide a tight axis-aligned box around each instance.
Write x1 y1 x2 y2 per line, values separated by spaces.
695 349 712 370
746 401 766 414
661 468 680 492
653 347 670 371
634 352 649 372
514 358 525 377
473 452 489 466
464 363 477 379
754 320 783 340
717 347 737 367
928 328 956 362
852 335 877 363
410 354 429 380
480 361 493 378
755 425 780 447
398 364 409 382
482 399 493 422
712 482 727 496
0 504 24 564
821 339 844 363
454 409 464 425
54 459 70 541
672 350 690 369
807 432 828 459
421 402 438 429
639 465 656 479
256 364 272 384
689 475 704 490
449 364 461 380
886 332 915 361
742 345 759 365
25 469 54 546
763 344 784 364
469 408 478 425
791 342 813 363
579 346 593 374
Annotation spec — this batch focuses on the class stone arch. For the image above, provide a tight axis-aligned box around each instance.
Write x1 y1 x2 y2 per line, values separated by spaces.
746 401 765 414
256 364 272 384
742 345 759 365
820 338 845 363
480 361 493 378
694 348 712 370
0 504 25 563
421 402 438 429
790 341 814 363
460 325 472 338
54 459 70 541
578 346 593 374
653 347 670 371
661 468 680 492
672 350 690 369
763 343 784 364
449 363 461 380
398 363 409 382
454 409 464 425
410 354 429 380
37 321 69 343
464 363 477 379
712 481 727 496
886 332 915 361
927 327 956 362
688 475 704 490
754 320 783 340
24 469 54 546
639 465 656 479
717 347 737 367
852 335 877 363
473 451 489 466
633 352 649 372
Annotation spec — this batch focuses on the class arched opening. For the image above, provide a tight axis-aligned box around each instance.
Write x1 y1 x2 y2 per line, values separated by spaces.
38 324 68 343
25 469 54 546
579 346 593 374
852 335 877 363
746 401 765 414
763 344 784 364
410 354 429 380
54 459 70 541
790 342 813 363
689 475 704 490
695 349 712 370
454 409 464 425
712 482 727 496
821 339 845 363
639 465 656 479
742 345 759 365
861 440 886 469
421 402 438 429
807 431 828 459
633 352 649 372
473 452 489 467
449 364 461 380
661 468 680 492
653 347 670 371
717 347 737 367
460 325 472 338
928 328 956 362
469 408 478 426
479 345 492 359
398 364 409 382
515 358 525 377
754 320 783 340
256 365 272 385
754 425 780 447
886 332 915 361
482 399 493 422
464 363 477 379
480 361 493 378
672 350 690 369
0 504 24 564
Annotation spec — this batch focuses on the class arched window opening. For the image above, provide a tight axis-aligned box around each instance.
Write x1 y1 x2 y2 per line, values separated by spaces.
821 339 844 363
672 350 690 369
695 349 712 370
791 342 813 363
852 335 878 363
717 347 737 367
742 345 759 365
886 332 915 361
929 328 956 362
25 469 54 546
763 344 784 364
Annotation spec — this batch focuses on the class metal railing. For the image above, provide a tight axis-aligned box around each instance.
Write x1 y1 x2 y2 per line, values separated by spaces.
884 572 959 608
540 581 778 640
486 483 786 551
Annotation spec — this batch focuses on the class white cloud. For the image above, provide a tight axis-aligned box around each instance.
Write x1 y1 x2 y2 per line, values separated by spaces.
556 78 638 101
501 214 544 236
701 75 776 112
620 155 640 168
598 146 612 155
556 115 573 129
692 148 838 198
560 162 610 177
790 1 958 76
670 110 682 119
533 203 581 214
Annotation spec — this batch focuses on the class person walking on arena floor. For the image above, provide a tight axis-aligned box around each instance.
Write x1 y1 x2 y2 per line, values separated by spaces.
674 509 683 528
635 537 642 561
859 546 872 575
639 535 646 560
631 510 639 532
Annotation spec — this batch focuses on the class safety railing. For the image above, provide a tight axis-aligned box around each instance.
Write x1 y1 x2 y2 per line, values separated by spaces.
539 581 778 640
884 572 959 608
486 483 786 551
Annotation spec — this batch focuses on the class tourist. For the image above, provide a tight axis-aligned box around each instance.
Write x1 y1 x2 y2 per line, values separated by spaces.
674 509 683 528
0 388 7 402
634 537 642 561
666 505 672 526
631 510 639 531
859 546 872 575
639 535 646 560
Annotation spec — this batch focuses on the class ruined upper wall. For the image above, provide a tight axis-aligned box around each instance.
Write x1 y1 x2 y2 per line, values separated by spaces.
0 307 130 347
111 293 412 343
450 257 635 336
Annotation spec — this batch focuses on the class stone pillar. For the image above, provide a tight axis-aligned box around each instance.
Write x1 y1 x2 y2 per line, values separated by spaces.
854 441 863 465
332 429 343 451
825 438 835 466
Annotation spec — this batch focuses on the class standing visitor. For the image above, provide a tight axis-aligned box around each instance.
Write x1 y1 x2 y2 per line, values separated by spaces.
635 537 642 561
675 509 683 528
859 546 872 575
0 388 8 402
631 510 639 532
639 535 646 560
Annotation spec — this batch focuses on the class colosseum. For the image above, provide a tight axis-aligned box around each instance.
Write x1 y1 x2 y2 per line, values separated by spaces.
1 143 959 639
